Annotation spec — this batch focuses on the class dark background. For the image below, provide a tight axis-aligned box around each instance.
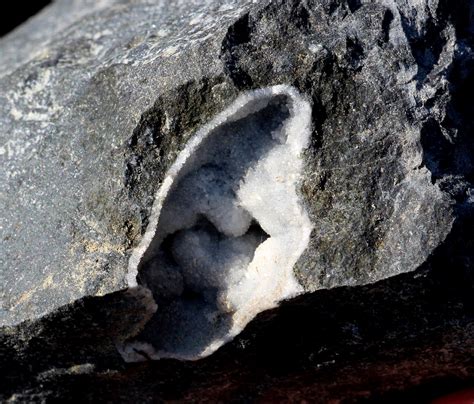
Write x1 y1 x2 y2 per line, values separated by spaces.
0 0 51 37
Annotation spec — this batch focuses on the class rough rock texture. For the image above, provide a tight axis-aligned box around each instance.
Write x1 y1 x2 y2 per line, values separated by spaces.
1 0 473 401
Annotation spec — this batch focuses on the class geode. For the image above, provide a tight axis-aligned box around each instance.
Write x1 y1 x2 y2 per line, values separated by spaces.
1 0 473 401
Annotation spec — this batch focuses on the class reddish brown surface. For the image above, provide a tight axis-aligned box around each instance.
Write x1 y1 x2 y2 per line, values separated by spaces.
432 388 474 404
74 325 471 403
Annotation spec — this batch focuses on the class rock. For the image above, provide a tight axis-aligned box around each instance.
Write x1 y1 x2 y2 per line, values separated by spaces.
1 0 473 401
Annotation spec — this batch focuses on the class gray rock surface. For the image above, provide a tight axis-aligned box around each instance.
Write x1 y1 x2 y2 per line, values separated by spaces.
1 0 473 401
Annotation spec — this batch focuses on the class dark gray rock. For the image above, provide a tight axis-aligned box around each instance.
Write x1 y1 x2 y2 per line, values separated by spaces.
1 0 473 401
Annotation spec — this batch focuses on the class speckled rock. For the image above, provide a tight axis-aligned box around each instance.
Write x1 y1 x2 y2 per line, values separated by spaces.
1 0 473 401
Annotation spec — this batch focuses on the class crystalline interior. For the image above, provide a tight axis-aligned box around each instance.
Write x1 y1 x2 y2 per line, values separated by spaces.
120 86 313 361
